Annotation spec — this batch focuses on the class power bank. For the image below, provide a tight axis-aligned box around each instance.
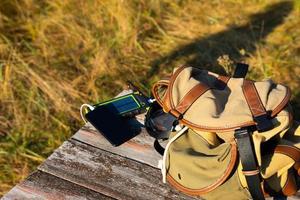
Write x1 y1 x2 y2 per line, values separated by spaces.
85 106 136 146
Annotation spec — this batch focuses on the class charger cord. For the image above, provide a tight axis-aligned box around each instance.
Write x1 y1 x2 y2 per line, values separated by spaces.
160 126 188 183
80 103 95 123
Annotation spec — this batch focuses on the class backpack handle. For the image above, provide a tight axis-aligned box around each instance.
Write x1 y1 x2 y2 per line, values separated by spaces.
169 75 230 119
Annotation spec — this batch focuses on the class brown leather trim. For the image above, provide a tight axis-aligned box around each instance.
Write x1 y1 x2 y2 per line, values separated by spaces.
162 87 172 112
281 170 297 196
166 142 237 196
242 169 260 176
294 162 300 176
151 80 169 108
275 145 300 162
163 66 187 112
176 82 290 132
175 75 230 115
177 91 290 133
263 170 297 197
179 117 256 132
169 109 182 118
294 161 300 170
270 86 291 117
175 83 210 114
155 66 290 132
215 75 230 90
218 75 230 84
242 80 267 117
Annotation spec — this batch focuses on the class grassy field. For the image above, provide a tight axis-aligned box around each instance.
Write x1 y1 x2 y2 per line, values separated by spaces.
0 0 299 195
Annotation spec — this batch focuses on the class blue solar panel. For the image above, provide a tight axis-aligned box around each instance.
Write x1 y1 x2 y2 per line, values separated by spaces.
101 95 139 114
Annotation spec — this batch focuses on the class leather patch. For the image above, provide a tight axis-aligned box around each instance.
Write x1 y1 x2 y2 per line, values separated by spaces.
242 80 267 117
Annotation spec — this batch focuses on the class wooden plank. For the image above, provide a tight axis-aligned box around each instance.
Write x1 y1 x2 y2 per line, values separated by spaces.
72 115 163 169
38 139 196 200
2 171 114 200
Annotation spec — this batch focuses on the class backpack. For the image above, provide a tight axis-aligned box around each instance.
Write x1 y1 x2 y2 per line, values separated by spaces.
151 65 300 200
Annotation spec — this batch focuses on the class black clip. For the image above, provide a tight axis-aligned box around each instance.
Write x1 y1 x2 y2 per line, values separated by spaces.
233 63 249 78
254 114 273 132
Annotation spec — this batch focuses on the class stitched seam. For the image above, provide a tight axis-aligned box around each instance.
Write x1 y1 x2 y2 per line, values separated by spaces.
174 73 229 114
243 80 266 116
176 85 209 113
180 118 255 131
167 142 237 195
152 81 169 107
271 86 291 117
176 84 200 109
252 82 266 115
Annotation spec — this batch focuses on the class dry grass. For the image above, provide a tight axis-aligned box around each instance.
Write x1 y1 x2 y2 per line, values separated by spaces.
0 0 299 195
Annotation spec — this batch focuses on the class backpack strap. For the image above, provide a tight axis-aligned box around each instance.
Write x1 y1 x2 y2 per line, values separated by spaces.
280 170 297 196
169 76 230 119
154 139 165 156
233 63 249 78
275 145 300 162
170 83 210 118
242 80 273 132
234 129 266 200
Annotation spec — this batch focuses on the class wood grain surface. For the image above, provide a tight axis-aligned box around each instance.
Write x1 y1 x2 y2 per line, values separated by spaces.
2 171 114 200
38 139 196 200
72 119 162 169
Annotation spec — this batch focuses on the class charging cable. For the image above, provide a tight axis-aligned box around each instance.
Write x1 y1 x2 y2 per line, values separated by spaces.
160 126 188 183
148 98 156 104
80 103 95 123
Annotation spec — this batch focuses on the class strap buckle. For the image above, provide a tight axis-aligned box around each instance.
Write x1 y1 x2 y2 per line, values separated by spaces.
234 128 250 139
254 114 273 132
233 63 249 78
234 128 265 200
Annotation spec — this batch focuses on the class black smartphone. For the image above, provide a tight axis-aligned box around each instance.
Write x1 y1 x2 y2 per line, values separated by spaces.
85 105 138 146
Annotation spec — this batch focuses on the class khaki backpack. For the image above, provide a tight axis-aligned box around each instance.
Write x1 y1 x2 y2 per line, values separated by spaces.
152 65 300 200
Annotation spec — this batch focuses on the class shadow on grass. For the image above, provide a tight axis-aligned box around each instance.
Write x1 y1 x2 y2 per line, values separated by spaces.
145 0 300 119
146 1 293 78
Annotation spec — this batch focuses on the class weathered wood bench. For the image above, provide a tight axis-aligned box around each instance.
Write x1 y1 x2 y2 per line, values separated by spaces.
2 109 197 200
2 92 300 200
